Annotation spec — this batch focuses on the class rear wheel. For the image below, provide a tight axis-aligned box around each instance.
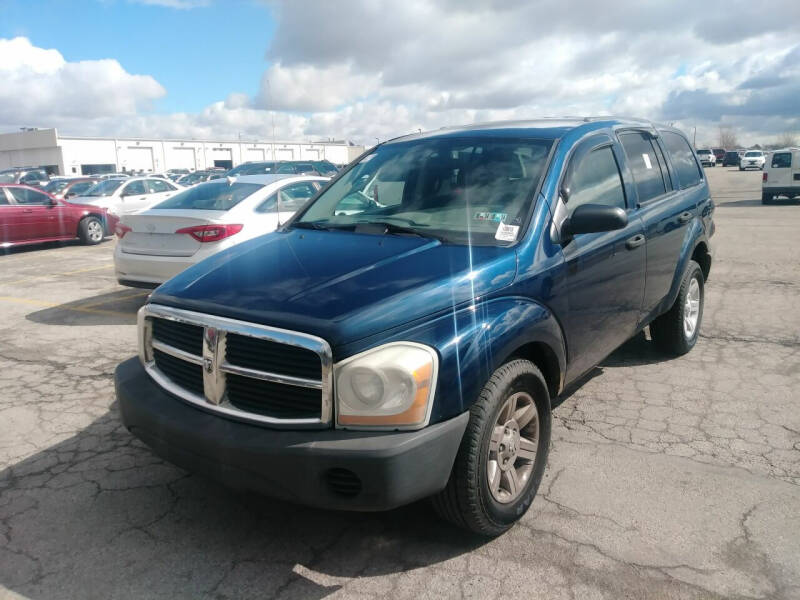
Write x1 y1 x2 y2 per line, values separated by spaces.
79 216 104 245
432 359 551 536
762 193 773 204
650 260 704 356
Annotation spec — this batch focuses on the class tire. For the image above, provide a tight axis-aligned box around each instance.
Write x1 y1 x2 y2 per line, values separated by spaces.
650 260 704 356
762 193 773 205
79 216 104 245
739 166 744 171
432 359 551 536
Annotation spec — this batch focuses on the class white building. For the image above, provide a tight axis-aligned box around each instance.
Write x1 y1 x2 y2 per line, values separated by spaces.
0 128 365 176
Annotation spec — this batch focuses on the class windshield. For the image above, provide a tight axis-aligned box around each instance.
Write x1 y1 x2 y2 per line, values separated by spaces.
152 181 264 210
697 150 711 155
84 179 124 196
745 151 762 157
296 137 552 245
45 180 70 194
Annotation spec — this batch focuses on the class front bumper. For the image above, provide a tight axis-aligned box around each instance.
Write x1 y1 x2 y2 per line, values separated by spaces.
116 357 469 511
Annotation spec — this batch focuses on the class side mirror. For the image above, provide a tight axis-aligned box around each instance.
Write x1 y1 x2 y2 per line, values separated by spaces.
562 204 628 238
65 192 76 199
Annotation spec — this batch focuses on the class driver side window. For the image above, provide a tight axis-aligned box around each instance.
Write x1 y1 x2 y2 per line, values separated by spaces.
8 187 49 205
123 180 146 196
565 146 626 216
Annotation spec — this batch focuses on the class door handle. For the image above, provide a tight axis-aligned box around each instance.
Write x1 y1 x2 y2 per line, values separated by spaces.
23 208 33 213
678 211 692 223
625 234 646 250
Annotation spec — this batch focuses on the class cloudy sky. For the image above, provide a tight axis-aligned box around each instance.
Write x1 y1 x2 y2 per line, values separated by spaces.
1 0 798 146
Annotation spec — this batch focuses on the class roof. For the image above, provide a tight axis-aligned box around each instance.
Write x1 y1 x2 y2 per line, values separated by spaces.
225 174 329 185
385 116 666 145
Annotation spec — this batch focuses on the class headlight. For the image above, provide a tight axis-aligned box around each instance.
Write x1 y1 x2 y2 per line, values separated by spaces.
335 342 438 429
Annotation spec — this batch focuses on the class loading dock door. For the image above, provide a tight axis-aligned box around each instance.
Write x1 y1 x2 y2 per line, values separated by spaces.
172 147 196 170
125 147 155 172
276 148 294 160
212 148 233 170
246 148 265 162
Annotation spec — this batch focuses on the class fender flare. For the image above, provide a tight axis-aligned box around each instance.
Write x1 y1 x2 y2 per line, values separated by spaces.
662 221 708 311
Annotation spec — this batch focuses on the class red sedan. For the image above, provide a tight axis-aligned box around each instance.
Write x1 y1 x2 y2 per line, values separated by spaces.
0 184 118 248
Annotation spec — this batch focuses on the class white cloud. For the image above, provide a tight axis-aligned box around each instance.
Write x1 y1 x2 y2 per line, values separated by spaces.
2 1 799 147
0 37 165 127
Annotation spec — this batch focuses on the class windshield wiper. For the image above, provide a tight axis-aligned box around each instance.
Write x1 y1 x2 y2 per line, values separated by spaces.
291 221 333 231
357 221 447 243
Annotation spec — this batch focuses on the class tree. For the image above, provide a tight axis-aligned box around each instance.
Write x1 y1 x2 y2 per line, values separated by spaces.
775 131 798 148
717 126 739 149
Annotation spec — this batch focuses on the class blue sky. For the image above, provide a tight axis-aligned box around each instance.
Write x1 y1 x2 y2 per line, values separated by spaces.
0 0 274 113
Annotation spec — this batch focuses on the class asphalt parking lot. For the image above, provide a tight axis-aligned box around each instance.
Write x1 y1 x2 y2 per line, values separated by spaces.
1 167 799 600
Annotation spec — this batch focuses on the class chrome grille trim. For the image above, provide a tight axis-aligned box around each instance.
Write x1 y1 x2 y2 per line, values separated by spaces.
151 339 204 365
138 303 332 428
218 361 323 389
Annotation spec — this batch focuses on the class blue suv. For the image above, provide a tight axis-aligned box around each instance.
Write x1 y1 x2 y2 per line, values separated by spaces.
116 118 714 536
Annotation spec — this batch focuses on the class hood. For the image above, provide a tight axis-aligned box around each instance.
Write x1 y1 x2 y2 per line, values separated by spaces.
151 229 518 347
68 196 111 207
62 199 108 212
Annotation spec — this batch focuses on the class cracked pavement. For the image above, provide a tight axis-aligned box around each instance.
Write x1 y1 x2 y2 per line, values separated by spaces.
1 168 799 599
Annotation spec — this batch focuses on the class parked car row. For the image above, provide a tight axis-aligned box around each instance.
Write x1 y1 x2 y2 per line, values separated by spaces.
695 147 768 170
114 175 327 286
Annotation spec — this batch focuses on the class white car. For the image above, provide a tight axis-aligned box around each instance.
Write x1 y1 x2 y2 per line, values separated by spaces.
72 176 182 215
740 150 766 171
114 174 328 287
696 149 716 167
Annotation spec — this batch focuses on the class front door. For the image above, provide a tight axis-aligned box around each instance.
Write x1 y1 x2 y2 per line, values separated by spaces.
557 136 646 380
118 180 150 214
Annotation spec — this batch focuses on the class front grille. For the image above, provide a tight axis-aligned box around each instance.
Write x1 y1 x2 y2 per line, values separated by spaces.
153 348 204 396
226 334 322 380
141 305 332 427
227 374 322 419
152 318 203 355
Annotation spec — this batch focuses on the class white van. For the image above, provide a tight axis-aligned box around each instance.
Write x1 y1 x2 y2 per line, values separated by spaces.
762 148 800 204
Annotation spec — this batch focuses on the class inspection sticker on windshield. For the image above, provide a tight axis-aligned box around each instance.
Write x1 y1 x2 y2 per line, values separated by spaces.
495 223 519 242
474 211 507 222
642 153 653 169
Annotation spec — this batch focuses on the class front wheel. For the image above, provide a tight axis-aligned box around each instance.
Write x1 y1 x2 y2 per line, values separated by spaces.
432 359 551 536
650 260 704 356
79 216 105 245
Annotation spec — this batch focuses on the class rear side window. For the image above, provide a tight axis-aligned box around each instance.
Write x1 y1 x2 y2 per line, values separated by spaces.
153 181 263 211
0 189 9 205
147 179 172 193
661 132 703 188
69 181 94 195
771 152 792 168
257 182 318 213
619 132 668 202
8 187 49 205
565 145 626 215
